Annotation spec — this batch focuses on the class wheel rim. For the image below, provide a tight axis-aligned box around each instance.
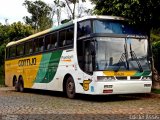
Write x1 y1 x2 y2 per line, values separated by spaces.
66 77 75 98
15 82 19 92
67 82 74 94
19 83 24 92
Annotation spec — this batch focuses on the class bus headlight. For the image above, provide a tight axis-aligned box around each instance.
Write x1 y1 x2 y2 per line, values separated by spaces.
97 76 115 82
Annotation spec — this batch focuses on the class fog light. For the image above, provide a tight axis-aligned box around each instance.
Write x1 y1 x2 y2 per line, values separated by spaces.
104 85 113 88
97 76 115 82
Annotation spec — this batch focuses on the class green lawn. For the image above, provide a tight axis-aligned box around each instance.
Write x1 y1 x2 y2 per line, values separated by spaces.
152 88 160 94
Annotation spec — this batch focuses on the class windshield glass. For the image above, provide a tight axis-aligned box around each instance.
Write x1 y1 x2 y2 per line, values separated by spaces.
93 20 146 35
95 37 150 71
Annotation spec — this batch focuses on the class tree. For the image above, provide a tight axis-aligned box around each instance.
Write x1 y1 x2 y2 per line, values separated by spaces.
91 0 160 32
91 0 160 87
64 0 87 19
23 0 53 32
53 0 65 25
53 0 87 21
8 22 33 41
0 22 33 66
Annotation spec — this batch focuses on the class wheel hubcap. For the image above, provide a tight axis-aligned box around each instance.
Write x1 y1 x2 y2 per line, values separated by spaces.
67 82 74 94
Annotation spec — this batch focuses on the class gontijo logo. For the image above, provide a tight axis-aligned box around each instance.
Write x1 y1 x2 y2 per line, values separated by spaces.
18 58 36 67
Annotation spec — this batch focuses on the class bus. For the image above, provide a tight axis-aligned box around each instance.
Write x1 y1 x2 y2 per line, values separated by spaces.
5 16 152 98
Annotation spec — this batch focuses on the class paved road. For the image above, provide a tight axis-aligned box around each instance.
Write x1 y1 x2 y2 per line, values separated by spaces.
0 87 160 120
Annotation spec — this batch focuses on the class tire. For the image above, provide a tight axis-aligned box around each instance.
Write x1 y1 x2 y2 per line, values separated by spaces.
66 76 76 99
15 81 19 92
15 77 24 92
19 81 24 92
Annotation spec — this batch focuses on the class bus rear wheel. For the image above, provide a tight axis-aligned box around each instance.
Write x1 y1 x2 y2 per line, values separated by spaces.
15 77 24 92
66 76 75 99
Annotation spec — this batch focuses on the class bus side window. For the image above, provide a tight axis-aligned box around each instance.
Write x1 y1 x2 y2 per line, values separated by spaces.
50 33 57 49
45 34 51 50
59 30 66 47
77 20 91 38
9 46 16 58
38 37 44 52
17 44 24 57
65 26 74 46
25 41 33 55
34 38 39 53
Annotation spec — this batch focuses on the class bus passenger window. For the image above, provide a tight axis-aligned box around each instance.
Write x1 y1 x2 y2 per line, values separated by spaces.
45 34 51 50
50 33 57 49
65 27 74 46
59 30 66 47
39 37 44 52
25 41 33 55
9 46 16 58
17 44 24 56
45 33 57 50
34 38 39 52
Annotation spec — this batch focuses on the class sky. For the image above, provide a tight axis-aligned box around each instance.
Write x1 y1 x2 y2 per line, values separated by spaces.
0 0 93 25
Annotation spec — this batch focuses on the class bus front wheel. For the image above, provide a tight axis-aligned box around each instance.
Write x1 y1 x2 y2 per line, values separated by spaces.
66 76 75 99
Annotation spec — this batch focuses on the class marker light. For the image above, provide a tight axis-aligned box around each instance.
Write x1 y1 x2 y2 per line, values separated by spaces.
142 76 151 81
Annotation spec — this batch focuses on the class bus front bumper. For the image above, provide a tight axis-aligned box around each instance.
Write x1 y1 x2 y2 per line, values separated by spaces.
89 80 152 95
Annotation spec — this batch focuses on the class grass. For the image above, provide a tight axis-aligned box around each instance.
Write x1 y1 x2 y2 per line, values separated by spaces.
152 88 160 94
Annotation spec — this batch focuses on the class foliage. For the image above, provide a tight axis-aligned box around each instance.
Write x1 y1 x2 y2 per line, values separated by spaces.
53 0 88 22
0 22 33 74
0 65 4 86
152 41 160 72
91 0 160 30
8 22 33 41
64 0 86 19
151 33 160 42
23 0 53 32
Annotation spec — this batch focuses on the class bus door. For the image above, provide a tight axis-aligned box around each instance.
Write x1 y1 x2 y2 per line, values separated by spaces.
80 40 96 92
77 39 95 91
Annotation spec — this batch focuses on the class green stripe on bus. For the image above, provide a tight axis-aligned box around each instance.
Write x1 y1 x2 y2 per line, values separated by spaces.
35 50 63 83
134 71 151 76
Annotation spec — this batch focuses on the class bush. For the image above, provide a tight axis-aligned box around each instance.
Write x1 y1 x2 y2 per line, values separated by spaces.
0 65 4 85
152 41 160 72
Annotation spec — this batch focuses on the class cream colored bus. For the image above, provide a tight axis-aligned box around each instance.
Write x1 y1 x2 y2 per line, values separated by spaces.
5 16 152 98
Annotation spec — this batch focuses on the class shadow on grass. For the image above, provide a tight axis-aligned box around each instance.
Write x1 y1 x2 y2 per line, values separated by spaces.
20 88 147 102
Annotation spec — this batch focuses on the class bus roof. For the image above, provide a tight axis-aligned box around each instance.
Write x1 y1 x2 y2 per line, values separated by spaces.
6 21 73 47
6 15 125 47
74 15 125 22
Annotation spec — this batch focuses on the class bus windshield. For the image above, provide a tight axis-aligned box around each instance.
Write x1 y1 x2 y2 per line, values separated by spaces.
95 37 150 71
93 20 146 35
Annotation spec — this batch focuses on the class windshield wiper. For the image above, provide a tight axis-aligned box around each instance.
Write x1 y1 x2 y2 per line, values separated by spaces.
129 42 143 72
114 44 129 72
